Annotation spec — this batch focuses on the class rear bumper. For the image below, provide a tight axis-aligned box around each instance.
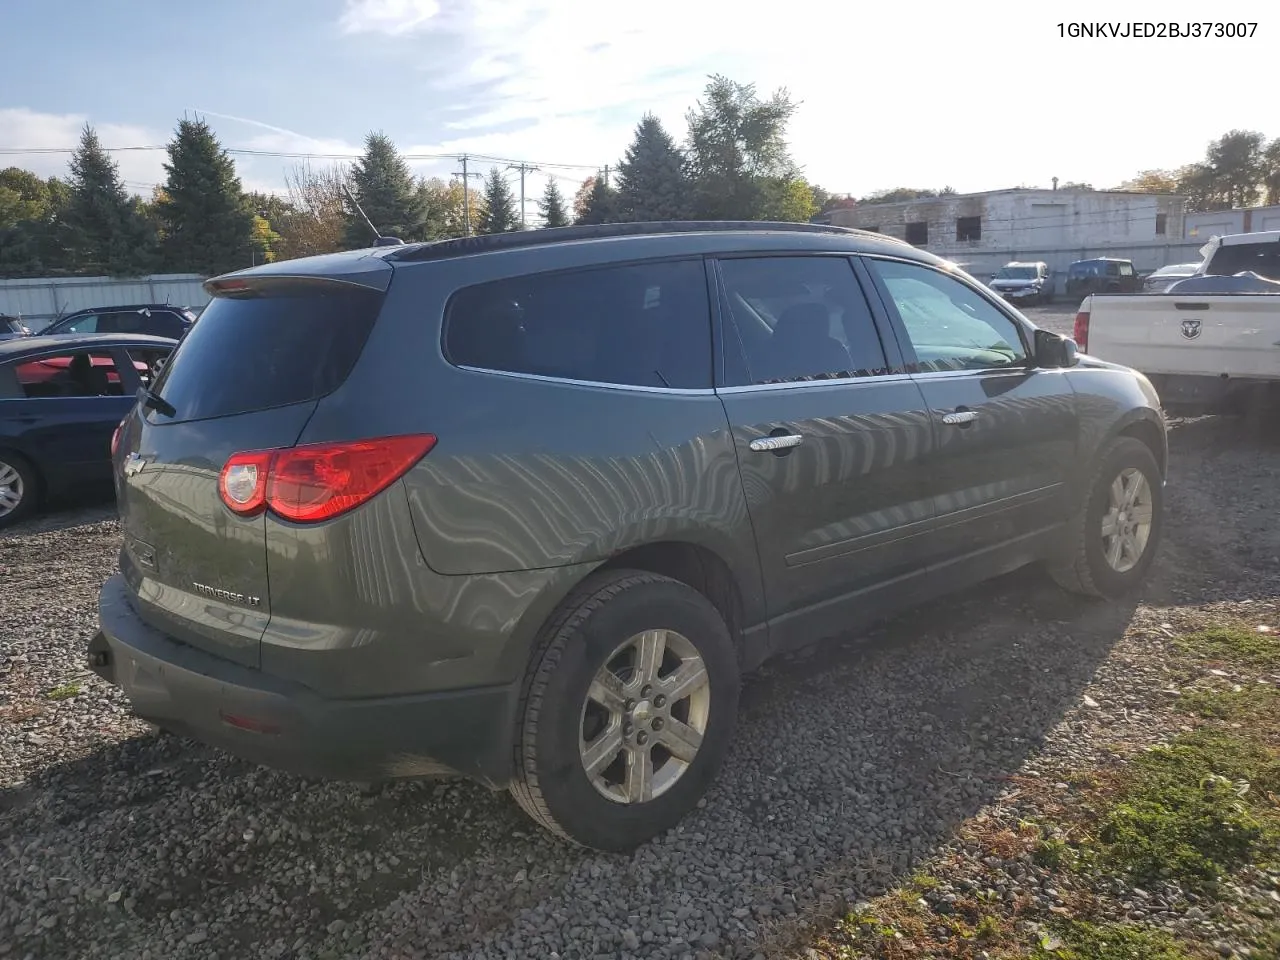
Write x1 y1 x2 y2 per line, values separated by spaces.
1146 373 1280 410
91 574 518 787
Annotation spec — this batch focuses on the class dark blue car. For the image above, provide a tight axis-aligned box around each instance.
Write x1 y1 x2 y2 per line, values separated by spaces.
40 304 196 340
0 332 177 527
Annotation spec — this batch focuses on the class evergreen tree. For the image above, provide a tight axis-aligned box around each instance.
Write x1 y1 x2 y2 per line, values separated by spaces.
615 114 689 222
684 75 801 220
476 167 518 234
158 118 255 275
575 175 619 225
61 125 154 276
538 178 569 228
342 132 425 246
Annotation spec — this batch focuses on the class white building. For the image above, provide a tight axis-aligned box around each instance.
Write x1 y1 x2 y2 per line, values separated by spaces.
826 187 1193 278
1185 204 1280 240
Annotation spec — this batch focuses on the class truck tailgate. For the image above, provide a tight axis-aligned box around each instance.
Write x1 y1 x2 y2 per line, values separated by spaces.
1088 294 1280 379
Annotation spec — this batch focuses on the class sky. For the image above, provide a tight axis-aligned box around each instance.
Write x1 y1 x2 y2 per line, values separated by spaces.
0 0 1273 220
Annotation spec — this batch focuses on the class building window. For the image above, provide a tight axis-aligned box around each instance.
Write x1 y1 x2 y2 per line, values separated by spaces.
1155 213 1167 236
956 216 981 242
905 221 928 245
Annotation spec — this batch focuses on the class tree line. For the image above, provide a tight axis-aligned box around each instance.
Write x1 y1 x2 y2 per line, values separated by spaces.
0 75 823 280
7 87 1280 282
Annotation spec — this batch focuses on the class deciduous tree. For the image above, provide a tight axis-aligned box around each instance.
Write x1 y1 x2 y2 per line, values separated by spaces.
684 75 801 220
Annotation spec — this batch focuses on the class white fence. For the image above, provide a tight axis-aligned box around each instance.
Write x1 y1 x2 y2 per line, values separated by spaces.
0 274 211 331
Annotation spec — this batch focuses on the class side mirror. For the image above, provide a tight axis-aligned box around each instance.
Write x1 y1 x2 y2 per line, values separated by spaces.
1034 329 1079 368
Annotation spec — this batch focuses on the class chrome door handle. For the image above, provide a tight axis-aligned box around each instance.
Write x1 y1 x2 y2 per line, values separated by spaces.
749 434 804 452
941 410 978 426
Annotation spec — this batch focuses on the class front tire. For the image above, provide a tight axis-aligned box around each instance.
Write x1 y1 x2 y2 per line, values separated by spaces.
1049 436 1163 599
509 570 740 851
0 451 38 529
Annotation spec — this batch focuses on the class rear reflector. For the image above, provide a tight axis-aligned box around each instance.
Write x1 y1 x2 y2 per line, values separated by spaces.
1073 309 1090 353
218 434 437 523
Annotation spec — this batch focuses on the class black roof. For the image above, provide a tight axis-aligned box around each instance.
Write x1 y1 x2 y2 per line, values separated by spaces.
0 332 178 359
384 220 904 264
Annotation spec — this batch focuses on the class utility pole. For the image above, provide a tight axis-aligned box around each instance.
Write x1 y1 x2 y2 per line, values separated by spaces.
602 164 610 188
506 162 540 228
451 154 482 236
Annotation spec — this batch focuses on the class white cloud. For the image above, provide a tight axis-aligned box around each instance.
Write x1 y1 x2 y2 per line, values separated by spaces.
338 0 441 36
0 108 168 193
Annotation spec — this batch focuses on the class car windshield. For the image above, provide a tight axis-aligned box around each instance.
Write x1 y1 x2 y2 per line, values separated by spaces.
996 266 1037 279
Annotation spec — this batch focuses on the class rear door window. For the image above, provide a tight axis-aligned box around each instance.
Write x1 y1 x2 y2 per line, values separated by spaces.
444 259 712 389
149 284 383 422
717 256 888 385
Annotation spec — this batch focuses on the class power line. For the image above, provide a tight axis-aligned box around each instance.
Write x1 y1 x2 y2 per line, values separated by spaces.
0 143 605 171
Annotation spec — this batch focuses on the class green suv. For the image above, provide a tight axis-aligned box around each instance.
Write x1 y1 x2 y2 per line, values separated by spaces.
90 222 1167 851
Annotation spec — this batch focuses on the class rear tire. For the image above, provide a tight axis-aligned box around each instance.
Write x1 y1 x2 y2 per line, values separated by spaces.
1049 436 1163 599
0 451 38 530
509 570 740 851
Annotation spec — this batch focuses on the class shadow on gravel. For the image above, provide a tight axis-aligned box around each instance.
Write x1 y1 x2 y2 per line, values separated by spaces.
0 486 117 538
0 559 1146 960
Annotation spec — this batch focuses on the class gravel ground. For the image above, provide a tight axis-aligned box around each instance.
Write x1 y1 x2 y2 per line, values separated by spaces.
2 413 1277 960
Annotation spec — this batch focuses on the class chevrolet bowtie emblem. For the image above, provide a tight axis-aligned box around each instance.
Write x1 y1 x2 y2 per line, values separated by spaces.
123 453 148 477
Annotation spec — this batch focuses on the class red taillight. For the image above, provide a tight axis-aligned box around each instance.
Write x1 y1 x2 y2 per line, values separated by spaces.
218 435 436 523
218 450 273 516
1073 309 1090 353
111 421 125 457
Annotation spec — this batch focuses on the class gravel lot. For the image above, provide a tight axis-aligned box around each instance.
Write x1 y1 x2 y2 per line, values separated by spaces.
2 378 1277 959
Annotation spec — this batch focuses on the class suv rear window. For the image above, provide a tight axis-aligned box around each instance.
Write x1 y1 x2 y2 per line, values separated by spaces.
443 259 712 389
150 284 382 421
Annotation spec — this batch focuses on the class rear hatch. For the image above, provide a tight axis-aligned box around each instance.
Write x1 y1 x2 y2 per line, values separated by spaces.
114 268 390 668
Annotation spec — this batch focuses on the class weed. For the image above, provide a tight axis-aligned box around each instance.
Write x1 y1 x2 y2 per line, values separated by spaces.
973 914 1003 941
1033 836 1073 870
1095 729 1280 886
1176 625 1280 667
1031 920 1195 959
45 682 81 700
1177 683 1278 722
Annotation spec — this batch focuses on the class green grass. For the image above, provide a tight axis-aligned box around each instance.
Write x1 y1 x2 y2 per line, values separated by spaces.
1177 683 1278 721
1030 920 1195 960
1176 625 1280 667
1095 729 1280 886
45 682 82 700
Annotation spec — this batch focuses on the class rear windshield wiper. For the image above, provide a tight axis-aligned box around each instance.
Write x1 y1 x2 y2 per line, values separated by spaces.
137 385 176 418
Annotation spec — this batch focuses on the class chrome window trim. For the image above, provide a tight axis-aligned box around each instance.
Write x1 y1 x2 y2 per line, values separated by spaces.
455 364 717 396
716 372 914 395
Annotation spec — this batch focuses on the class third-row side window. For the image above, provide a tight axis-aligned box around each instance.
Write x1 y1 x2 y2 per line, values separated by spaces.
445 259 713 390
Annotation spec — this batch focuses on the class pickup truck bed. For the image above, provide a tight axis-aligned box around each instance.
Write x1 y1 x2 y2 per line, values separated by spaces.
1076 292 1280 410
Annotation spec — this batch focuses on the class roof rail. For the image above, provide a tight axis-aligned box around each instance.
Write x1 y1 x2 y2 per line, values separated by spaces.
383 220 902 263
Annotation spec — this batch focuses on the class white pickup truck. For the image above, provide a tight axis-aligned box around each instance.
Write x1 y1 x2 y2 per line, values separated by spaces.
1074 230 1280 412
